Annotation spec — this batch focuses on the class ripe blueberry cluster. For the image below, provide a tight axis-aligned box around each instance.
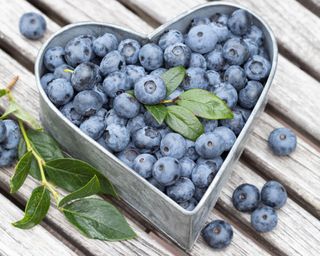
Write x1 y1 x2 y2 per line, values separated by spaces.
0 120 21 167
40 8 271 211
232 181 287 233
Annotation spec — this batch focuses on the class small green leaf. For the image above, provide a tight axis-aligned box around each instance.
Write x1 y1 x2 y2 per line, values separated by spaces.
161 66 186 96
12 186 50 229
126 90 134 96
0 89 8 98
27 130 64 161
145 104 168 125
58 175 100 208
18 139 27 159
165 105 204 141
10 151 33 193
18 139 41 180
1 101 41 129
45 158 116 196
63 198 136 241
176 89 234 120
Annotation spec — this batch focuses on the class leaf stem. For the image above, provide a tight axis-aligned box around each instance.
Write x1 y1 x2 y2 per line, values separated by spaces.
5 76 19 101
18 120 59 203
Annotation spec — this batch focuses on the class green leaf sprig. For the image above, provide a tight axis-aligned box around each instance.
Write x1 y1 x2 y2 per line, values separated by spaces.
1 76 136 241
135 67 234 141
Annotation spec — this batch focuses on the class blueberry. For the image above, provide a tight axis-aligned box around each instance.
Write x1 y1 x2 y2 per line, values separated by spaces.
211 13 229 26
103 124 130 152
105 109 127 126
232 183 260 212
144 111 165 129
213 126 236 151
239 81 263 109
223 38 249 65
126 114 145 135
224 65 247 91
258 47 269 60
71 62 101 91
93 83 108 105
160 133 186 159
227 9 252 36
210 22 230 43
0 121 6 143
159 127 171 139
125 65 146 88
244 55 271 81
234 105 251 122
220 109 245 135
202 120 218 133
113 93 140 119
179 198 198 211
117 146 140 168
261 181 287 209
95 108 108 119
251 206 278 233
19 12 46 40
47 78 74 106
158 30 184 50
195 133 224 159
189 53 207 69
166 177 195 203
191 17 211 27
164 43 191 67
166 88 183 101
60 102 84 126
191 161 218 188
202 220 233 249
132 153 156 178
244 38 259 58
53 64 73 81
0 148 18 167
179 157 196 178
139 43 163 71
196 157 223 171
102 71 128 98
73 90 103 116
268 128 297 156
100 50 125 76
147 177 165 192
185 24 218 54
132 126 161 150
40 73 55 93
194 187 207 201
134 75 166 104
118 39 141 64
185 139 199 161
206 70 221 87
182 67 209 90
64 35 95 67
150 68 167 77
206 48 225 71
212 83 238 109
244 25 264 46
44 46 66 71
93 33 118 57
80 115 106 140
2 120 21 150
152 157 181 186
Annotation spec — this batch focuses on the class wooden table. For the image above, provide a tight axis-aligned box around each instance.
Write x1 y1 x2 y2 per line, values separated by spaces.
0 0 319 255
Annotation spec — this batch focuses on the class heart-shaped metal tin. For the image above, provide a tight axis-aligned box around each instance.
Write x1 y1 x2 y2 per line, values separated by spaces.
35 2 277 250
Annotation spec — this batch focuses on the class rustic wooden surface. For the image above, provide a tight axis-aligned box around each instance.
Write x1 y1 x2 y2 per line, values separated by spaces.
0 0 319 255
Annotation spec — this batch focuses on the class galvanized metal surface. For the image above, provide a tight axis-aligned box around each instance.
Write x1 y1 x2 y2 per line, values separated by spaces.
35 2 278 250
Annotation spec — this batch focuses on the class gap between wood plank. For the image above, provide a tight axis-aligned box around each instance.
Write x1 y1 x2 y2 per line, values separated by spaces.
295 0 320 18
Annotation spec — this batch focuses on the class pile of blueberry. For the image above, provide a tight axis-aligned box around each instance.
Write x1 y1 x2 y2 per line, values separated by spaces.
0 120 21 167
39 8 272 211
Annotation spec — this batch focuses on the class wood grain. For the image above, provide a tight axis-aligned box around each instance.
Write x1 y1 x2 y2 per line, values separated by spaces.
0 194 77 256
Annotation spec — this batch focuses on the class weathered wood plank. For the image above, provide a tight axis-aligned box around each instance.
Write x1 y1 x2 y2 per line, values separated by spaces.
0 193 77 256
217 161 320 256
297 0 320 16
123 0 320 80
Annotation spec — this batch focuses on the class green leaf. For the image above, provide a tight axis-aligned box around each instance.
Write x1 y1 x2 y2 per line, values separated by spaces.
176 89 234 120
63 198 136 241
18 139 41 180
161 66 186 96
145 104 168 125
126 90 134 96
10 151 33 193
165 105 203 141
58 175 100 208
45 158 116 196
12 186 50 229
1 101 41 130
0 89 8 98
